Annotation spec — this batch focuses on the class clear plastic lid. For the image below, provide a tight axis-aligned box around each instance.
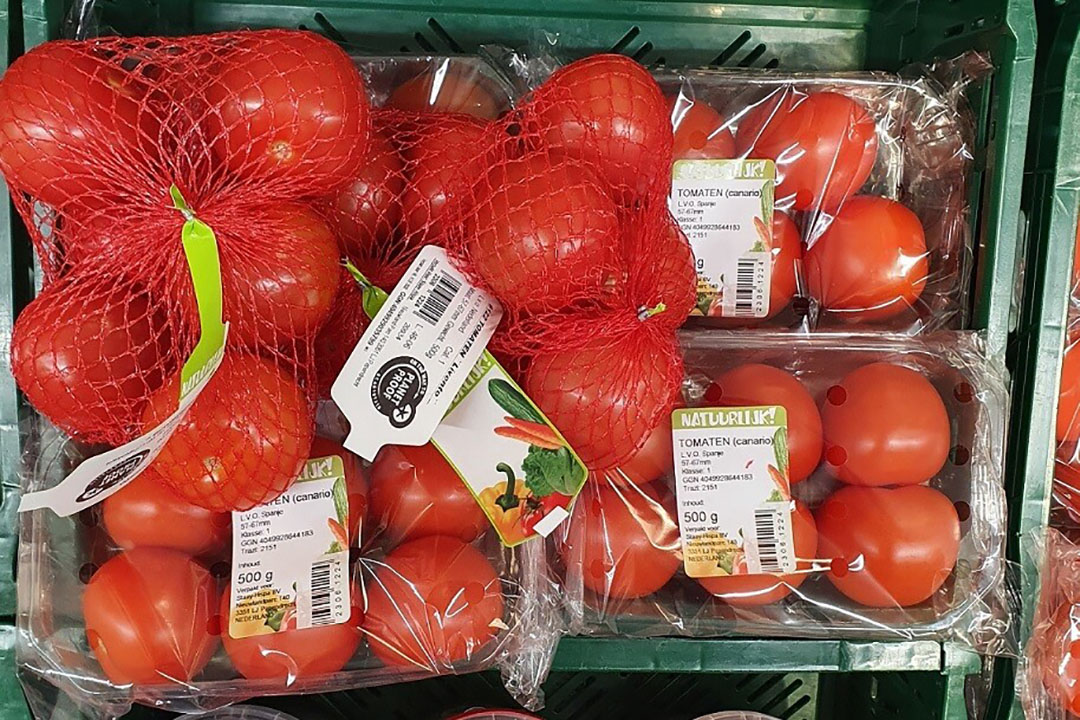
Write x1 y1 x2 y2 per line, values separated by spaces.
178 706 299 720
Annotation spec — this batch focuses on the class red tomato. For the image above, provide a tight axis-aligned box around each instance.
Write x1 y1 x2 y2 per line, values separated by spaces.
399 114 489 241
389 68 501 119
597 410 674 486
465 154 620 313
1059 342 1080 445
313 271 370 397
0 44 151 208
531 54 671 202
560 482 680 600
204 31 368 188
310 436 367 545
103 467 230 556
525 331 679 470
644 216 698 328
697 501 818 606
709 363 823 484
11 275 171 444
668 95 735 159
821 362 950 487
1035 603 1080 715
368 442 487 545
83 548 218 685
816 484 960 607
220 582 363 681
735 91 877 212
326 125 405 257
363 535 504 668
804 195 928 322
141 353 313 512
221 203 341 348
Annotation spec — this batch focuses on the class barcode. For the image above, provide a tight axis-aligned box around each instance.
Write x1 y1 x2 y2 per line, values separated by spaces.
734 256 764 317
309 560 333 626
417 271 462 325
754 508 782 573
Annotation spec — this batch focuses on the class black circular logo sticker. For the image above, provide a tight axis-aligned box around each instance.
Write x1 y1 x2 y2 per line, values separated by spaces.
371 356 428 429
76 449 151 503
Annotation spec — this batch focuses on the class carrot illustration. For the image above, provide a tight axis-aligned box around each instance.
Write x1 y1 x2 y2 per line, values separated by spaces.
494 425 562 450
502 416 563 447
753 216 772 250
327 517 349 549
767 464 791 501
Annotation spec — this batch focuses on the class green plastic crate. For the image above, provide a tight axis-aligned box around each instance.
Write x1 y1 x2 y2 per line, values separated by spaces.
990 0 1080 718
7 1 1035 718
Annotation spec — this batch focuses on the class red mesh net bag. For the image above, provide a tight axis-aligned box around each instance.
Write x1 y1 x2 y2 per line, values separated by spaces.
442 54 691 472
0 30 371 509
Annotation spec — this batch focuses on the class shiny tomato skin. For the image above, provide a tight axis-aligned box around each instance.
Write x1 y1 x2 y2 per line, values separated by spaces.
647 216 698 328
597 411 674 486
525 331 679 470
710 363 823 484
83 548 218 685
11 276 171 444
399 114 488 242
1036 603 1080 715
141 353 313 512
804 195 928 322
669 95 735 159
1059 342 1080 445
310 436 368 545
736 91 878 212
389 69 501 119
0 44 151 208
363 535 504 668
223 203 341 348
327 126 405 257
368 442 486 545
466 154 620 313
203 31 369 188
697 501 818 606
312 272 370 398
532 54 671 202
821 362 950 487
220 583 364 680
561 482 680 600
103 467 230 556
816 484 960 607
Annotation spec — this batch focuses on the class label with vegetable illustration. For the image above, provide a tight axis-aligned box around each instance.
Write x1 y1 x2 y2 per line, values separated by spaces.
669 159 775 318
332 246 502 461
672 405 796 578
19 186 229 517
432 355 588 547
228 455 351 639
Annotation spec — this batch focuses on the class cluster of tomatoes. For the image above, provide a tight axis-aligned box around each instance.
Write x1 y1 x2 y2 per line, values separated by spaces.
560 359 963 611
85 434 510 686
670 86 931 325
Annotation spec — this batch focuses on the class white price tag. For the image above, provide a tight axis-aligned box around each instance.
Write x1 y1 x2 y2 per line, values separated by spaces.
670 159 775 319
332 246 502 460
228 454 352 639
672 405 796 578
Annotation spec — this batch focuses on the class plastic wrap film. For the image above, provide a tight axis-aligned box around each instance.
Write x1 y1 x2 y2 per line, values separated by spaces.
550 332 1011 652
9 39 549 717
1020 528 1080 720
1052 215 1080 524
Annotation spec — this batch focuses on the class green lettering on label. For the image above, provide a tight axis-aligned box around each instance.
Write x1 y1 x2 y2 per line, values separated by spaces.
171 185 227 399
674 406 788 429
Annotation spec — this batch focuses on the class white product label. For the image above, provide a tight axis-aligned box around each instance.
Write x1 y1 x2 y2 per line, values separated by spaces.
229 455 352 639
670 159 775 319
332 246 502 460
431 353 586 547
672 405 796 578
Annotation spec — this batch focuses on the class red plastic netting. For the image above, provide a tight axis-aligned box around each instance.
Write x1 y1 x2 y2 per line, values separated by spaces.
1 30 371 509
444 54 693 471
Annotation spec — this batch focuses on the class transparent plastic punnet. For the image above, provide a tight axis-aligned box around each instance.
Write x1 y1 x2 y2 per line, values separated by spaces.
8 35 546 718
553 331 1010 648
658 61 985 332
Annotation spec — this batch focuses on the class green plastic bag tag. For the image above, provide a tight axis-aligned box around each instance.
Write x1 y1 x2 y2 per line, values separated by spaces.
19 186 229 517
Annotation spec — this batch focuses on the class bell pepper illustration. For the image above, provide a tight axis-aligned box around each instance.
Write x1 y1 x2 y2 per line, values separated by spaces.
478 463 530 545
522 492 572 535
